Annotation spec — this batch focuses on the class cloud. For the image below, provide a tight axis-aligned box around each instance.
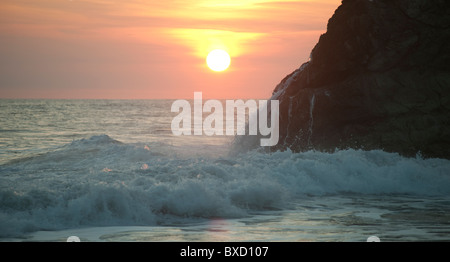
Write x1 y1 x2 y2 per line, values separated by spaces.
0 0 341 99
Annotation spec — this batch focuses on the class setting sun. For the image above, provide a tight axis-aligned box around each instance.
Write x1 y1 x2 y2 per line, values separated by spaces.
0 0 341 99
206 49 231 72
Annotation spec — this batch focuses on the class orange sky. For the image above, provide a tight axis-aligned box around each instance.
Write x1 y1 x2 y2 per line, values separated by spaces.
0 0 340 99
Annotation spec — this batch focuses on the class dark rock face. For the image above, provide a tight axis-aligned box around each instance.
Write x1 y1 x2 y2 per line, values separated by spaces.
248 0 450 158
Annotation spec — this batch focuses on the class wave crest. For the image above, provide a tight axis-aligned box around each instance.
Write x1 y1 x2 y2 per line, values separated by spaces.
1 136 450 237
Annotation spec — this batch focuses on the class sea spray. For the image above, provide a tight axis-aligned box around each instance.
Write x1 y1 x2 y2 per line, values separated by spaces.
1 135 450 238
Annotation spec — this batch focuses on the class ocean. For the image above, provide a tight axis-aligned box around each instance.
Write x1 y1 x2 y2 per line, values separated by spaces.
1 99 450 242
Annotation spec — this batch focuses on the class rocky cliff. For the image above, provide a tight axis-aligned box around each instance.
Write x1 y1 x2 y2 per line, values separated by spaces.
238 0 450 159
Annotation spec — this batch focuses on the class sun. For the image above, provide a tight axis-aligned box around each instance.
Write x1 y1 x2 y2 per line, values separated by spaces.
206 49 231 72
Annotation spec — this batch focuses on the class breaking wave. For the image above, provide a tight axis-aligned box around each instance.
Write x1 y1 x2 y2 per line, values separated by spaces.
1 135 450 238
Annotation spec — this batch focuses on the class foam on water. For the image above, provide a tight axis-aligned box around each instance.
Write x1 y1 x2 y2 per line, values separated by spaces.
1 134 450 238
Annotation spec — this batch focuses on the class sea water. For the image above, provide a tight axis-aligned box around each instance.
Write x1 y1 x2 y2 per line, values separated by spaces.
1 99 450 242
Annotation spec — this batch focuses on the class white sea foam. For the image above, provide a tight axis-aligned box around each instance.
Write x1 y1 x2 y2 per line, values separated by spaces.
1 135 450 238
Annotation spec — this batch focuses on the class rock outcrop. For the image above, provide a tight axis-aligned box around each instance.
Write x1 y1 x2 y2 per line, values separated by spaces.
238 0 450 159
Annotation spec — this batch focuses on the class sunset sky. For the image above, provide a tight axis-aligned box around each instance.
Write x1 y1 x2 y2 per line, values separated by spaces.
1 0 340 99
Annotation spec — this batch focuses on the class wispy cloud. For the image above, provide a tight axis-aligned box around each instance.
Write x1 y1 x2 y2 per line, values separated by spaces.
0 0 340 99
